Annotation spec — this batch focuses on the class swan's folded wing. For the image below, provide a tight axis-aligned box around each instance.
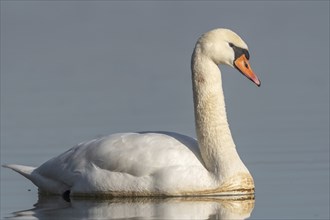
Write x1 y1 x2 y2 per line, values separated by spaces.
35 132 204 182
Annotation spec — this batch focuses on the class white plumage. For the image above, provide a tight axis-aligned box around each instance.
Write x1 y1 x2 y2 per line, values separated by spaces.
4 28 260 197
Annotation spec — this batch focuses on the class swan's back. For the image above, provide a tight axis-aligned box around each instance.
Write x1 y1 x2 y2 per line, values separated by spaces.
37 132 203 177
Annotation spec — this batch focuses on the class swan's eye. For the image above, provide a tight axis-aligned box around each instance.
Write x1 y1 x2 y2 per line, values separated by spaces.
243 49 250 60
231 43 250 61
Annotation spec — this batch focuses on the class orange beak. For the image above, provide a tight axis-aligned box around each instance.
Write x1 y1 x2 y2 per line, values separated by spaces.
234 54 261 87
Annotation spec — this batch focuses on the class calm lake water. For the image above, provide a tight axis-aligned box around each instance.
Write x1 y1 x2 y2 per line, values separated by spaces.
1 2 329 219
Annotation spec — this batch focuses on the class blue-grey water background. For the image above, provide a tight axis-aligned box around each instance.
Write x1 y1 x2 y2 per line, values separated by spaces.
1 1 329 219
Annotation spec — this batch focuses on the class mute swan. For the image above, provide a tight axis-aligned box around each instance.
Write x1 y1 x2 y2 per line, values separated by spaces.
3 28 260 197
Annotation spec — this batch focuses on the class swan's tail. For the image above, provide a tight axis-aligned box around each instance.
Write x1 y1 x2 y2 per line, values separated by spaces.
3 164 69 195
2 164 36 181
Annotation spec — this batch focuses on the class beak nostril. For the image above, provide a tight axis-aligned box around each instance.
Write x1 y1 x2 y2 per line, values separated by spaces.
244 62 249 69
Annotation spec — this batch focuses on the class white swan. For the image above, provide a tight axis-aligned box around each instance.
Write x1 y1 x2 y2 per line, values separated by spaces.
3 28 260 197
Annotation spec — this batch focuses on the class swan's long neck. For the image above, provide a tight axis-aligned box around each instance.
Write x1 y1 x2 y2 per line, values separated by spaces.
191 45 249 179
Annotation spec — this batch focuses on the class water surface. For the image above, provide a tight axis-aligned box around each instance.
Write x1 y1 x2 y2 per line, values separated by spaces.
6 195 255 220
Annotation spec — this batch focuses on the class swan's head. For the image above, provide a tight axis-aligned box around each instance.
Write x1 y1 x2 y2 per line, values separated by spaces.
197 28 260 86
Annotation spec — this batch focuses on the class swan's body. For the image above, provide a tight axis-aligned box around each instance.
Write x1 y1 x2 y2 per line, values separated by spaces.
4 28 260 197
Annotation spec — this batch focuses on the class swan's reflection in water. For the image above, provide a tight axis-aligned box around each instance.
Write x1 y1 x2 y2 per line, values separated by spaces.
10 194 255 220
